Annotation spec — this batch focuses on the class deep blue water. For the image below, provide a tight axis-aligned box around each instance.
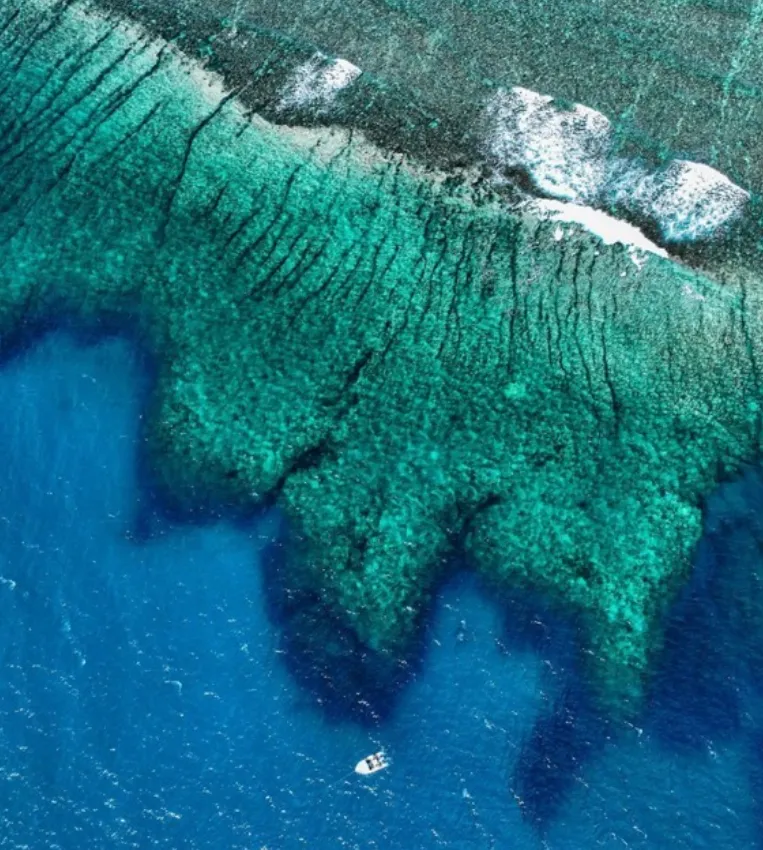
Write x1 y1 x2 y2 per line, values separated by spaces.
0 332 762 848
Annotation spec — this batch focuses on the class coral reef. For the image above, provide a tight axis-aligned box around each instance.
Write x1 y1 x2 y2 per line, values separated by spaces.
2 0 762 711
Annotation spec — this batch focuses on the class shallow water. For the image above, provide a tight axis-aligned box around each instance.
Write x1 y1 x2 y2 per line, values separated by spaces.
0 334 762 848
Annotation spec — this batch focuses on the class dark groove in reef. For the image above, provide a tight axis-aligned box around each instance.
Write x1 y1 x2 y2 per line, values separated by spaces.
3 39 134 179
90 98 164 171
0 8 20 42
438 222 473 361
286 237 357 326
219 201 262 257
599 307 620 433
323 348 376 408
156 86 243 247
8 3 66 76
414 206 454 343
268 438 336 504
232 167 306 279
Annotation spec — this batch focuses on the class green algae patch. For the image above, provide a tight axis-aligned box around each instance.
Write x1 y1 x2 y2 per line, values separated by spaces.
2 0 762 711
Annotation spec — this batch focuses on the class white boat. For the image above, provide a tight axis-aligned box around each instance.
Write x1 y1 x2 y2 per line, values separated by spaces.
354 751 389 775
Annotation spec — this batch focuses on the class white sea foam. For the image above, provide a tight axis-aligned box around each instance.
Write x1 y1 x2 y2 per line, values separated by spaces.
531 199 668 267
484 86 750 246
609 159 750 243
279 54 361 111
484 86 612 204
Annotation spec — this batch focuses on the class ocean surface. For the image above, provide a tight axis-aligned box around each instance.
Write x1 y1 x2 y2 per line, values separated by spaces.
1 331 762 848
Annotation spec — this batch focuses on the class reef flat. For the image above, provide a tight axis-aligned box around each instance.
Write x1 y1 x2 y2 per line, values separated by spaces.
1 0 762 711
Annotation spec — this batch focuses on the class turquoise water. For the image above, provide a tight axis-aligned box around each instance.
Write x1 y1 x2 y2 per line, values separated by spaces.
0 332 761 847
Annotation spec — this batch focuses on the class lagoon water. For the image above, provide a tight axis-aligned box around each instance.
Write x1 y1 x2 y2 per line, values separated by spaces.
0 332 761 848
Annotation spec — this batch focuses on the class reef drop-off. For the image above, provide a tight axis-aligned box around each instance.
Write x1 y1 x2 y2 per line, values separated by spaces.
1 0 762 712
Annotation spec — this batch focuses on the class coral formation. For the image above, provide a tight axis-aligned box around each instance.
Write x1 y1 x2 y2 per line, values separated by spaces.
2 0 762 711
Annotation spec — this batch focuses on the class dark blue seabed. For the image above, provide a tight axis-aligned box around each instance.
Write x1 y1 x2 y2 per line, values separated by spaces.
0 331 761 848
